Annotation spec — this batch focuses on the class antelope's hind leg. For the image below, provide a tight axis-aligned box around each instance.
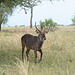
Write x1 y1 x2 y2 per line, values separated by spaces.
26 49 30 61
22 44 25 60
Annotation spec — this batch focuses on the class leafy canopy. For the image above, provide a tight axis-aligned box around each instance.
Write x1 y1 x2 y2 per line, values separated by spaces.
0 3 14 25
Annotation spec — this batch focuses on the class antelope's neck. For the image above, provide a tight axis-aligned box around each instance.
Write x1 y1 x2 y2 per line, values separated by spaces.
37 38 44 49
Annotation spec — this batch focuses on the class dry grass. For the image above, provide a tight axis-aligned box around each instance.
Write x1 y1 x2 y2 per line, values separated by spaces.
0 26 75 75
14 58 29 75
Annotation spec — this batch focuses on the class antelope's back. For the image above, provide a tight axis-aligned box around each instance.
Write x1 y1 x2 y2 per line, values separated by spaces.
21 34 37 49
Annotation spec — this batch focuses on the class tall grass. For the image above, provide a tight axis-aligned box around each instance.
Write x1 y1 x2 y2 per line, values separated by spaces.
0 26 75 75
14 58 29 75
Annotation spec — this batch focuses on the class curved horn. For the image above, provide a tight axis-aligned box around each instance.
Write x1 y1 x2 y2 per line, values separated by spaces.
35 22 41 33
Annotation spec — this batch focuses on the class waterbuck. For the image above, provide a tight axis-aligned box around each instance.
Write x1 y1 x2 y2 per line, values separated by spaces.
21 23 48 63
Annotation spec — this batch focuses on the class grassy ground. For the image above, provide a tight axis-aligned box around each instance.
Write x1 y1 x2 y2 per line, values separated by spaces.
0 26 75 75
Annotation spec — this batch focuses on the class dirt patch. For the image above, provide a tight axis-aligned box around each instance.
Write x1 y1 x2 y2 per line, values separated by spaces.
16 28 35 31
57 26 75 31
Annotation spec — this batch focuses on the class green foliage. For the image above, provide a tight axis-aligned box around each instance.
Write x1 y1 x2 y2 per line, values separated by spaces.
0 0 24 27
0 3 15 31
0 0 21 27
40 19 57 27
39 19 57 31
0 0 17 7
72 17 75 24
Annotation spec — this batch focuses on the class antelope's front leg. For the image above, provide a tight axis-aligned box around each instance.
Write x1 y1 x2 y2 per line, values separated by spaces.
38 49 43 62
34 50 37 63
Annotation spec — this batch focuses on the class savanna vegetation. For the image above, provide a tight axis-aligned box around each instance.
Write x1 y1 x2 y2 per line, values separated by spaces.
0 0 63 30
0 26 75 75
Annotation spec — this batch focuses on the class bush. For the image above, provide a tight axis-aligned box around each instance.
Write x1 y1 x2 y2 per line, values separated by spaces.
39 19 57 32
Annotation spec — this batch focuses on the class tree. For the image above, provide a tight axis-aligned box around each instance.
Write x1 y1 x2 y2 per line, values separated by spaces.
72 17 75 24
18 0 63 28
18 0 41 28
0 0 21 31
0 0 63 29
0 0 41 28
0 3 14 31
39 19 57 32
0 0 17 7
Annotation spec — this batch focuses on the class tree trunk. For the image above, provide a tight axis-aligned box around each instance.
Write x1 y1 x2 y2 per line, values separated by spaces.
30 7 33 28
0 24 1 31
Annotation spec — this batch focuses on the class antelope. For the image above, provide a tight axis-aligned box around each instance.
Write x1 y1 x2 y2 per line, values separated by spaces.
21 23 48 63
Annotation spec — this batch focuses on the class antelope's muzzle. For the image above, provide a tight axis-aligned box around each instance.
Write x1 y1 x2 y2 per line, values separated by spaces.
44 37 46 40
